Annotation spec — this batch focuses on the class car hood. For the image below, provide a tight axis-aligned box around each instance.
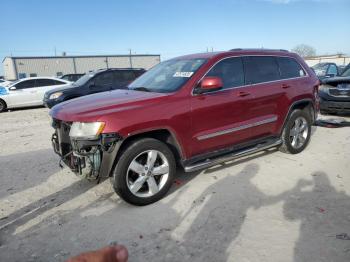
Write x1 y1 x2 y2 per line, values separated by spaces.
321 76 350 85
50 89 167 122
46 84 77 94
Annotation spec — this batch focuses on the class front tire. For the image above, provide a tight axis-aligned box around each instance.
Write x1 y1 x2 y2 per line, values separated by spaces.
112 138 176 206
280 109 311 154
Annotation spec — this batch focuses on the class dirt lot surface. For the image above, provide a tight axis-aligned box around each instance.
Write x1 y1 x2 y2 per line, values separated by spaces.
0 107 349 262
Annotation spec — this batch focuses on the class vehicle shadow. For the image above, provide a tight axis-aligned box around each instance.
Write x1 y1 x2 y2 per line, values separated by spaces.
171 163 288 261
282 171 350 262
1 153 348 262
0 149 60 199
4 105 46 113
0 178 97 245
0 148 102 252
167 147 279 196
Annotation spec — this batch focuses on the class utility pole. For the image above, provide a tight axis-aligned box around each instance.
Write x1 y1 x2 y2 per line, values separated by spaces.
54 47 57 56
129 49 133 68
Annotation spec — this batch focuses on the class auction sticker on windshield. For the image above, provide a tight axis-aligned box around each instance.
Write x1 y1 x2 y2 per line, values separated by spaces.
173 72 194 77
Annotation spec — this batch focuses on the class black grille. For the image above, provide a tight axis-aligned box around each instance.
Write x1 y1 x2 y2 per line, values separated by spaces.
329 89 350 97
52 119 73 157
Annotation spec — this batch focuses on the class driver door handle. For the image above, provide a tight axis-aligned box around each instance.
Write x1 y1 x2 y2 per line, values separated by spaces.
238 91 251 97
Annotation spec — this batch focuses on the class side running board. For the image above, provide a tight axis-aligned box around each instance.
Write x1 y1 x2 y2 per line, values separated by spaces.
184 138 282 173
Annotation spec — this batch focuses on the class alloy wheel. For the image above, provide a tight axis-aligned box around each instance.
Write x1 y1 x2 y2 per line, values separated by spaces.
289 116 309 149
126 150 170 198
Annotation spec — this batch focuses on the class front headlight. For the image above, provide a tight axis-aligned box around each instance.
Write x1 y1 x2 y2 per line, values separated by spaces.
69 122 105 139
49 92 63 100
319 85 330 93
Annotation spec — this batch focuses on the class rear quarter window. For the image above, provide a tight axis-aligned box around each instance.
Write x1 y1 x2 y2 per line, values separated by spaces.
243 56 280 84
277 57 306 79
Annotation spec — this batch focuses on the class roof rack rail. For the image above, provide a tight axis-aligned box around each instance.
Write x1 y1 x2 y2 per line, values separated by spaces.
229 48 289 52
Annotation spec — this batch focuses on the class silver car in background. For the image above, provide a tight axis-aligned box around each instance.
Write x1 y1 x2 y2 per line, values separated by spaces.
0 77 71 112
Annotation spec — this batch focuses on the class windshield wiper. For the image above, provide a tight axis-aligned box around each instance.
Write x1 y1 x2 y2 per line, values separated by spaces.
131 87 151 92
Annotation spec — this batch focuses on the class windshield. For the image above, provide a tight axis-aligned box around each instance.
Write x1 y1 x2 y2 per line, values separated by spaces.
128 58 207 93
341 66 350 77
73 72 94 86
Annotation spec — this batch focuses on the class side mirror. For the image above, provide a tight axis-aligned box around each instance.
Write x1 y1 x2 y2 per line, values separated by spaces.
89 81 96 88
196 76 223 94
9 86 16 90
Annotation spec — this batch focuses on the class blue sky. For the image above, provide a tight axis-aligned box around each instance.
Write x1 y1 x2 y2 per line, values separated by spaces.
0 0 349 74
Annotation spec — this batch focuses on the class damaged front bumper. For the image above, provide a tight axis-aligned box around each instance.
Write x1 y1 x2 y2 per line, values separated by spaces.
51 119 123 180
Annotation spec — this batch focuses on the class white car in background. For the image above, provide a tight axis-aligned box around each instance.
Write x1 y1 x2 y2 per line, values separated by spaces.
0 79 13 87
0 77 71 112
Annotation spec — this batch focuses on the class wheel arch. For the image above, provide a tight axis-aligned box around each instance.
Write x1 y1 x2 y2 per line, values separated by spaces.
0 98 8 111
280 99 315 134
113 129 184 172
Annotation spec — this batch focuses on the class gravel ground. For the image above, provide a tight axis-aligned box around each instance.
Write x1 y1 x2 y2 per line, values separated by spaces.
0 107 349 262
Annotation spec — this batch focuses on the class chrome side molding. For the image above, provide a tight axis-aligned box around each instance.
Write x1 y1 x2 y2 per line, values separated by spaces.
197 116 278 141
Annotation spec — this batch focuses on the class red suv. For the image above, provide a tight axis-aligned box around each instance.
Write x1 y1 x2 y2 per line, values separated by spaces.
50 49 319 205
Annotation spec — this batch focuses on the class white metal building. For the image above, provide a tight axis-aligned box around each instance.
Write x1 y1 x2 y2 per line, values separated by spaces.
304 54 350 67
2 54 161 80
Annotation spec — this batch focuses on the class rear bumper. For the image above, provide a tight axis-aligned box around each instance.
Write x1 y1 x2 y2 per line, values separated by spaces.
320 98 350 113
51 119 123 179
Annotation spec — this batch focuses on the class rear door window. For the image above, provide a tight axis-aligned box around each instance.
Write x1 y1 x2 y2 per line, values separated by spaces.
113 71 135 82
15 79 36 89
35 79 57 87
54 80 67 85
243 56 280 84
94 72 113 88
122 71 136 81
277 57 306 79
206 57 244 89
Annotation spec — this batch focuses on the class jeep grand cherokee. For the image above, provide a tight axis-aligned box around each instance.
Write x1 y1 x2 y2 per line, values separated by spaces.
50 49 319 205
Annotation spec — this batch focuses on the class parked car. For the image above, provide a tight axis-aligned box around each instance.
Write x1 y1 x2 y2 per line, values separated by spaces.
319 63 350 115
60 73 85 82
0 77 70 112
0 79 13 87
49 49 319 205
44 68 145 108
312 62 339 80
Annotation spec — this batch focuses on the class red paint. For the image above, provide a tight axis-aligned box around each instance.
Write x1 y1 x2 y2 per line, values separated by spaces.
50 50 318 160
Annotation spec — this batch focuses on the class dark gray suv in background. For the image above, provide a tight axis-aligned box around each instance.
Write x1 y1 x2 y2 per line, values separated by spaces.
44 68 145 108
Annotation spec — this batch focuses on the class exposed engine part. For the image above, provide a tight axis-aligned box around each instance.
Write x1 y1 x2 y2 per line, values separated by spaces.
73 149 101 180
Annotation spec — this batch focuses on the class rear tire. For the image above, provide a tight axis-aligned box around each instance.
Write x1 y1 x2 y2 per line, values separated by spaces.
112 138 176 206
279 109 311 154
0 99 7 112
